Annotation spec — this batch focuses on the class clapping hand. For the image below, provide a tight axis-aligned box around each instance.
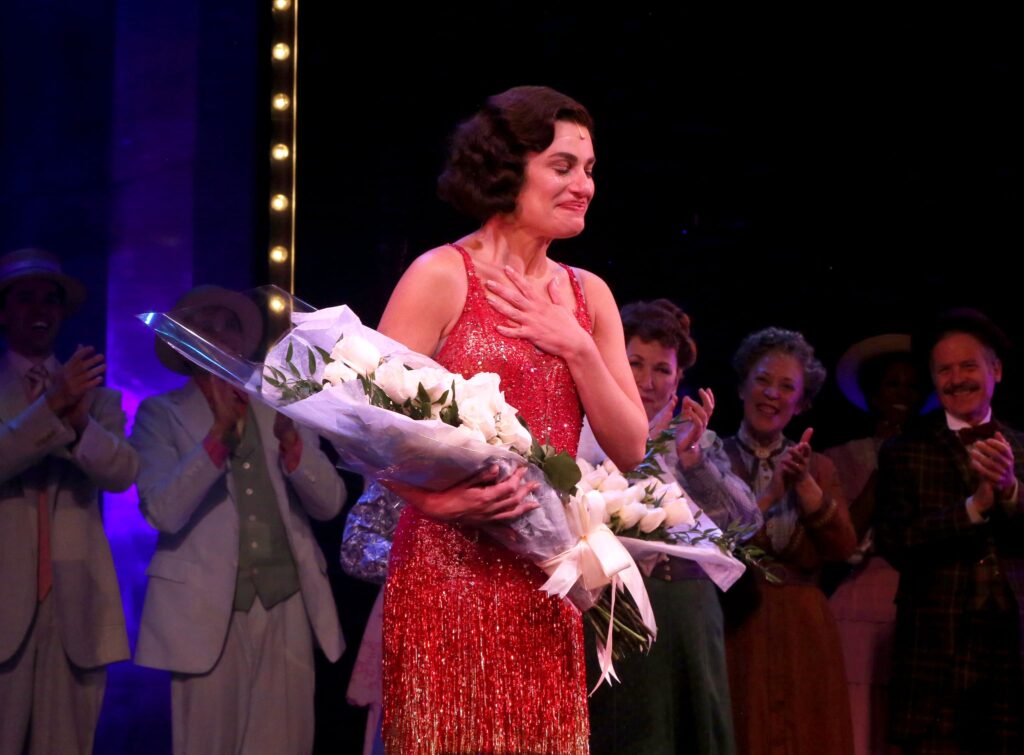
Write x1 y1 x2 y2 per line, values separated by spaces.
970 432 1017 509
762 428 823 512
675 388 715 469
779 428 814 486
46 345 105 423
196 373 248 443
273 412 302 468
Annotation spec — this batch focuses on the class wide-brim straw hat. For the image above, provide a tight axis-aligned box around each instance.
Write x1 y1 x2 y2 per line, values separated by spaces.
155 285 264 375
0 248 87 314
835 333 912 411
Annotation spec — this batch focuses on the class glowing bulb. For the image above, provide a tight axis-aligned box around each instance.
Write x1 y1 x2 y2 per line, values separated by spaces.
269 296 286 313
270 246 289 263
272 93 291 111
271 194 289 212
272 0 291 10
272 43 291 61
272 143 290 160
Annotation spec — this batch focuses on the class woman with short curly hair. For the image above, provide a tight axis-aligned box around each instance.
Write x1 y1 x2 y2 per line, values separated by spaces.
721 327 858 755
376 86 647 754
581 299 761 755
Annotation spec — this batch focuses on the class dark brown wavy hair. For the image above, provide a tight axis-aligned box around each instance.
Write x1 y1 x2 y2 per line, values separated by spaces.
620 299 697 370
437 86 594 221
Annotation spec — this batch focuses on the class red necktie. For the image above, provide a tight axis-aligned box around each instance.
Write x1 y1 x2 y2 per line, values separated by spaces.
25 365 53 602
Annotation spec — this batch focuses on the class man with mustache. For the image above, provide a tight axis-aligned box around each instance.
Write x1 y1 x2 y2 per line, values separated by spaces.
877 309 1024 754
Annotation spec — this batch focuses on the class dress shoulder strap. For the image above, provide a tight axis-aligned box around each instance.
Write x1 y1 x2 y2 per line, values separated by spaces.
558 263 592 332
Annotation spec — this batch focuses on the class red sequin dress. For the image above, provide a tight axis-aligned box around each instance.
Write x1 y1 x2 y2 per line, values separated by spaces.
382 245 591 754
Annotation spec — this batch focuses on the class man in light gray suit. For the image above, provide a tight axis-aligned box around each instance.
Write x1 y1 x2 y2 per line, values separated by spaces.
0 248 137 755
132 285 346 754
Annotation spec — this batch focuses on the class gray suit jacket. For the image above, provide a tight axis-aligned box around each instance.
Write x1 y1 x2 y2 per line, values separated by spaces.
131 380 346 674
0 352 135 668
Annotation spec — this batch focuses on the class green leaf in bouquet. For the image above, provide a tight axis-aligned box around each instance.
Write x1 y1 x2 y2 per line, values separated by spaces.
541 450 582 495
516 415 546 461
367 384 388 410
358 374 373 399
285 342 294 363
627 414 684 480
435 389 449 406
314 345 332 363
262 372 284 388
416 383 431 407
402 396 428 421
307 347 316 374
439 397 459 427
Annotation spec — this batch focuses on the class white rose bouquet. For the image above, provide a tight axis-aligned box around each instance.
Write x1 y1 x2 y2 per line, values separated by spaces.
141 288 648 634
558 436 746 684
573 456 746 592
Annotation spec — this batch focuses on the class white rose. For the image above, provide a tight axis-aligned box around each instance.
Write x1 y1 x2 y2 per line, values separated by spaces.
601 489 629 516
582 490 611 524
617 501 648 529
662 481 684 501
639 507 668 533
406 366 453 404
458 395 498 440
462 373 504 414
636 478 663 503
576 458 595 476
322 359 358 386
330 334 381 376
622 484 646 505
663 498 696 528
374 360 420 404
598 473 630 493
582 467 609 490
601 458 621 475
496 411 533 455
453 423 488 446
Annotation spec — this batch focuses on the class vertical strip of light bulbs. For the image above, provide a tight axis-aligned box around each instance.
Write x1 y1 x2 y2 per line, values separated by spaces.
269 0 297 317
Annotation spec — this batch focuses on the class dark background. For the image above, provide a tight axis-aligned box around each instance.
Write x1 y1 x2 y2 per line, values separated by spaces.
1 3 1019 753
295 5 1021 445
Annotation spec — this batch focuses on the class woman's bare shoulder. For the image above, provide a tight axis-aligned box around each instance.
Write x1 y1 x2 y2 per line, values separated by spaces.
378 244 469 352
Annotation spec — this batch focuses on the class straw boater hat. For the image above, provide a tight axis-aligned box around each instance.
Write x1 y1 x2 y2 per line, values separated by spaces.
0 248 87 314
835 333 912 412
155 285 264 375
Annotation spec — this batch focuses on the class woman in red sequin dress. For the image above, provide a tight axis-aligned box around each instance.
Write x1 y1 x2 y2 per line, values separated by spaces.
376 87 648 754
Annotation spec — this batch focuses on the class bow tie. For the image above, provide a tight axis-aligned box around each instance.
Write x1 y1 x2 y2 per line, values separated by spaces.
957 421 998 446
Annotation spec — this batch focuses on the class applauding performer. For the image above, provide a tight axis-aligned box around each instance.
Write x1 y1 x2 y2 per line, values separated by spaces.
877 310 1024 754
0 249 137 754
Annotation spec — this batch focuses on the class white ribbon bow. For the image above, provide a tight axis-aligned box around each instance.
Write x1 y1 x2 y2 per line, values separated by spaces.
539 495 657 692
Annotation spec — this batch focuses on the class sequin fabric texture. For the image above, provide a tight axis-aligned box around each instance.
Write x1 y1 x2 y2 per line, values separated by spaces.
341 481 407 584
382 245 592 754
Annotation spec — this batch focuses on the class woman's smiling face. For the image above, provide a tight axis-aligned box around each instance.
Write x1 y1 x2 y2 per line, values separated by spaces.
740 351 805 443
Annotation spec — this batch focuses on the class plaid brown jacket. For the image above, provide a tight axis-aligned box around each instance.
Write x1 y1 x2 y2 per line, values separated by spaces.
876 410 1024 745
